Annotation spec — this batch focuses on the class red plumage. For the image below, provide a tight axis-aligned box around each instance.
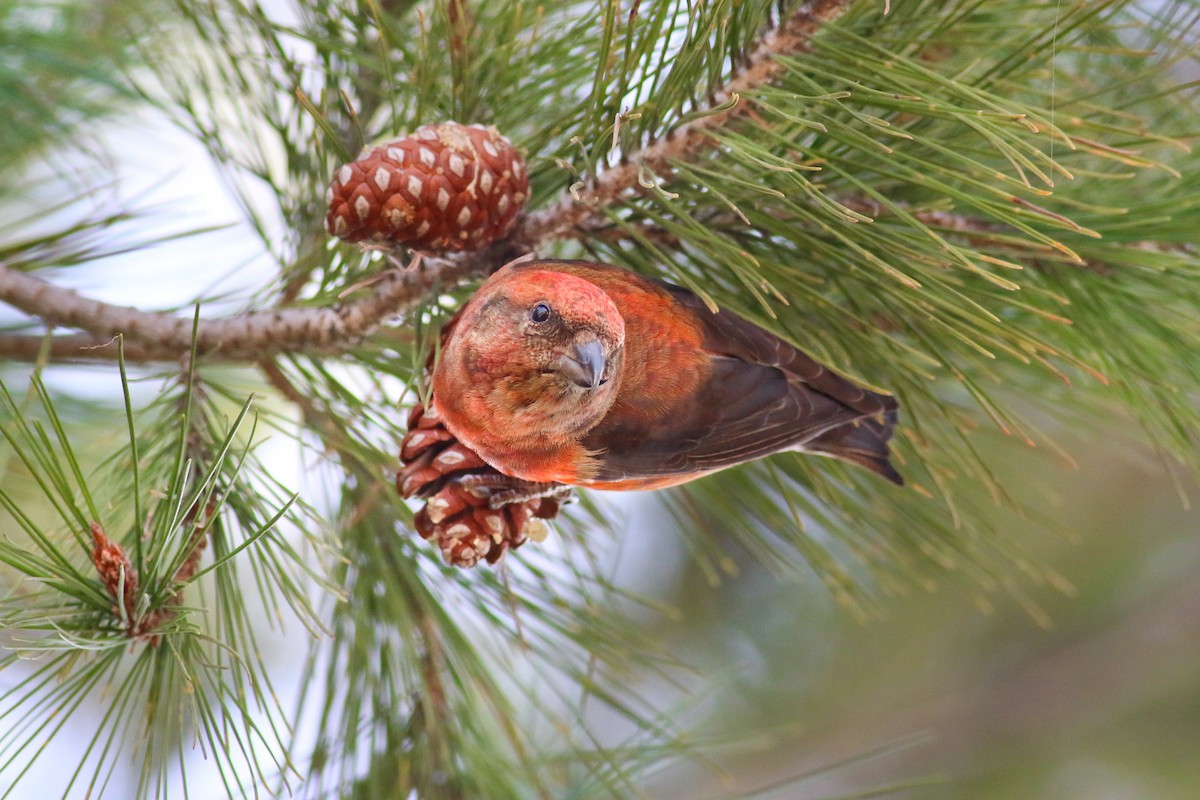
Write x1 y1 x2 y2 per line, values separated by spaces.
430 259 902 489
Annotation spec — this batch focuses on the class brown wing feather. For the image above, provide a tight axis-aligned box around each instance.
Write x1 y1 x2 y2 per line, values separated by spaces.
586 355 874 479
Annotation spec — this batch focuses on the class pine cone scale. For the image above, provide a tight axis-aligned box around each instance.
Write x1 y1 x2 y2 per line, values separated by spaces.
397 401 569 567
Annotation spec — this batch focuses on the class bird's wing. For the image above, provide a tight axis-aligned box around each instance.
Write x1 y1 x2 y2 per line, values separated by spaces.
581 277 901 485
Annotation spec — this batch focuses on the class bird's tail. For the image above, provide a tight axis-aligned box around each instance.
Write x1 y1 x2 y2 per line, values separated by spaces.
806 404 903 486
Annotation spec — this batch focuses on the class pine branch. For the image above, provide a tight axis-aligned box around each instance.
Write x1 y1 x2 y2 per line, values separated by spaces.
564 193 1187 281
1 2 853 367
0 252 484 362
0 332 175 363
518 0 855 243
568 196 1016 246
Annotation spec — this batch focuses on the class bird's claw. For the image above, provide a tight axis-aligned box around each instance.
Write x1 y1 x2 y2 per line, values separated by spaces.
398 401 569 568
484 482 574 510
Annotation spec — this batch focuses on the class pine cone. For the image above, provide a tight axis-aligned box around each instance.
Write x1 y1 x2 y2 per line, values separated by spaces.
398 401 566 568
326 122 528 252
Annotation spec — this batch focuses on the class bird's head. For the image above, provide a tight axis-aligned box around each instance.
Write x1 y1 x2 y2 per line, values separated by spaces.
435 266 626 440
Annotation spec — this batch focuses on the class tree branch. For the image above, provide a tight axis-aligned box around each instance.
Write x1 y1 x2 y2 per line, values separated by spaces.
0 251 485 362
0 332 180 363
0 2 853 366
516 0 854 244
565 195 1012 247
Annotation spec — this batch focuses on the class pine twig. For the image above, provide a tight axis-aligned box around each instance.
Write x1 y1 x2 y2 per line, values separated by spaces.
0 252 484 362
0 333 183 363
573 195 1015 244
257 358 376 476
258 359 343 441
567 193 1190 279
833 197 1009 237
516 0 855 243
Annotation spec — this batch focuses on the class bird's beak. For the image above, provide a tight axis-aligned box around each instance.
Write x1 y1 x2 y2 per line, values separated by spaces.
557 338 607 390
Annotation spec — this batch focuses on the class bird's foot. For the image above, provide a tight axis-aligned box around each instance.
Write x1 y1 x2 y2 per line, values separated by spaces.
448 473 572 510
485 481 574 510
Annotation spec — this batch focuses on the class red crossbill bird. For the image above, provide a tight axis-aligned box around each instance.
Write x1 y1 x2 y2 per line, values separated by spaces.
430 258 902 491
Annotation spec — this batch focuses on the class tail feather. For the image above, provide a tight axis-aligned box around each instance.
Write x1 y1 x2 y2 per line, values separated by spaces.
806 406 903 486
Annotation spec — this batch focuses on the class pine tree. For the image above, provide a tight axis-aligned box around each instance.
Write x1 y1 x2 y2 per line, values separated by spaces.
1 0 1198 797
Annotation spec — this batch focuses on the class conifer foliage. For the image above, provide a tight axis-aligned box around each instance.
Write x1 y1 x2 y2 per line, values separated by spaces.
0 0 1198 797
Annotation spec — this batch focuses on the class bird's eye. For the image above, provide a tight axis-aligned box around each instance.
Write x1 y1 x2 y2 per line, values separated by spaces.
530 302 552 323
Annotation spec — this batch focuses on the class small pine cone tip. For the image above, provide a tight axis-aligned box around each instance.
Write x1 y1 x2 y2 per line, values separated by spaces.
398 401 568 568
326 122 529 253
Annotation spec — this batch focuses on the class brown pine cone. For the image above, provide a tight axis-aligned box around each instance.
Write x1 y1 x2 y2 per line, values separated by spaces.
398 401 567 568
326 122 528 252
